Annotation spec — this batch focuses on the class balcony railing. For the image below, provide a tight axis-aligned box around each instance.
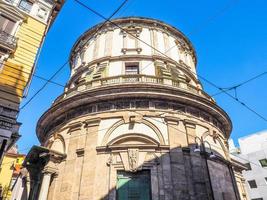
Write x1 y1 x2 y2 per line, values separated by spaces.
56 75 215 103
0 31 18 51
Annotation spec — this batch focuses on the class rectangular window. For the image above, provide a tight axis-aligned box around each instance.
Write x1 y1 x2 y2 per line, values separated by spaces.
115 101 130 109
18 0 33 13
125 63 139 75
248 180 257 189
259 158 267 167
244 163 252 170
154 101 168 110
135 101 149 109
37 7 49 20
265 177 267 184
0 15 16 34
251 198 263 200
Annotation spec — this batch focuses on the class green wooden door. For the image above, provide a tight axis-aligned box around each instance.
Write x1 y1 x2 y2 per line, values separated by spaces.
117 170 151 200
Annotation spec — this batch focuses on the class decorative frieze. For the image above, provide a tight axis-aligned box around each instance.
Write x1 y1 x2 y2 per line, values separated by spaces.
43 98 225 138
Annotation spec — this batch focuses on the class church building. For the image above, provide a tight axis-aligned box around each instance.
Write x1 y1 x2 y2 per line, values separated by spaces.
26 17 240 200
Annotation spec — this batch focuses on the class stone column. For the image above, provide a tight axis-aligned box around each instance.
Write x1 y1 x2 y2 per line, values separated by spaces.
38 167 56 200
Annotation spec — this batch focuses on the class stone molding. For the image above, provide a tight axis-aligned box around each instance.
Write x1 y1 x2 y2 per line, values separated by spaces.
37 90 231 143
101 118 165 146
164 116 179 125
67 121 83 133
106 148 161 171
183 119 197 129
84 118 101 127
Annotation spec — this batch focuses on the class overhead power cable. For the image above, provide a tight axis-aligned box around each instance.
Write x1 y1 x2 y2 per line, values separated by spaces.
211 71 267 97
139 0 240 74
19 0 267 126
20 60 69 110
18 0 238 110
11 0 266 177
74 0 267 123
1 62 66 88
19 0 130 110
9 106 267 175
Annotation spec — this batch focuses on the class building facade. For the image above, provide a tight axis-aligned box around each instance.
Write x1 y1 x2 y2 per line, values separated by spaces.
234 131 267 200
229 140 249 200
0 0 64 163
28 17 240 200
0 145 25 199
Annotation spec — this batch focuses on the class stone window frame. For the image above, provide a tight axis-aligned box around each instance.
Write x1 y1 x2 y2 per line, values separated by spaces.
124 61 140 75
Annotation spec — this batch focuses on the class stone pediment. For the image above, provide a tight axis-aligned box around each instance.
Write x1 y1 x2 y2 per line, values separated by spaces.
0 2 25 21
108 134 160 147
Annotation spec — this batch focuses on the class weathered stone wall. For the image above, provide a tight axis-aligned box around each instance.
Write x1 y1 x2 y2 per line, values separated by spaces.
43 111 237 200
35 17 237 200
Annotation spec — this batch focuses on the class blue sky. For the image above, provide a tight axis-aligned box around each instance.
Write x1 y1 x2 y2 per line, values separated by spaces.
17 0 267 153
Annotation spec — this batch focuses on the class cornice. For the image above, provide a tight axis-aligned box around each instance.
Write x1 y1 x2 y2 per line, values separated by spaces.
36 84 232 142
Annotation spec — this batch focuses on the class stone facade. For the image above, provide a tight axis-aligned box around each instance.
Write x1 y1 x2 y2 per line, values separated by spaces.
29 17 239 199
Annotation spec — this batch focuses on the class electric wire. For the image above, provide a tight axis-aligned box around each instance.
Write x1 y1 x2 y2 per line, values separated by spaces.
14 0 266 158
20 60 69 110
1 1 262 192
74 0 267 123
19 0 130 110
2 109 267 177
7 0 266 170
210 71 267 97
139 0 240 74
18 0 240 114
1 62 66 87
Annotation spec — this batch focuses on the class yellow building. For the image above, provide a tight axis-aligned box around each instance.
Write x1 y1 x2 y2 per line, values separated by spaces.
0 146 25 199
0 0 64 163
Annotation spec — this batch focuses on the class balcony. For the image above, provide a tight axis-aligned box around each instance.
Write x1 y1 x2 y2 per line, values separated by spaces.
0 30 18 52
57 75 215 103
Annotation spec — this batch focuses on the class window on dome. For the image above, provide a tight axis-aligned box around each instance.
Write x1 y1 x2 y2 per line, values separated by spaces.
125 62 139 75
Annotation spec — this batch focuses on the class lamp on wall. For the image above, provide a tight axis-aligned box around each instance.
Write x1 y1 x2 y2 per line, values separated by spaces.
194 135 216 158
193 144 201 152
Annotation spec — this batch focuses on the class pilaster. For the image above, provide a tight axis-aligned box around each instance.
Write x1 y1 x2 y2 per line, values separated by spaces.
183 119 197 145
